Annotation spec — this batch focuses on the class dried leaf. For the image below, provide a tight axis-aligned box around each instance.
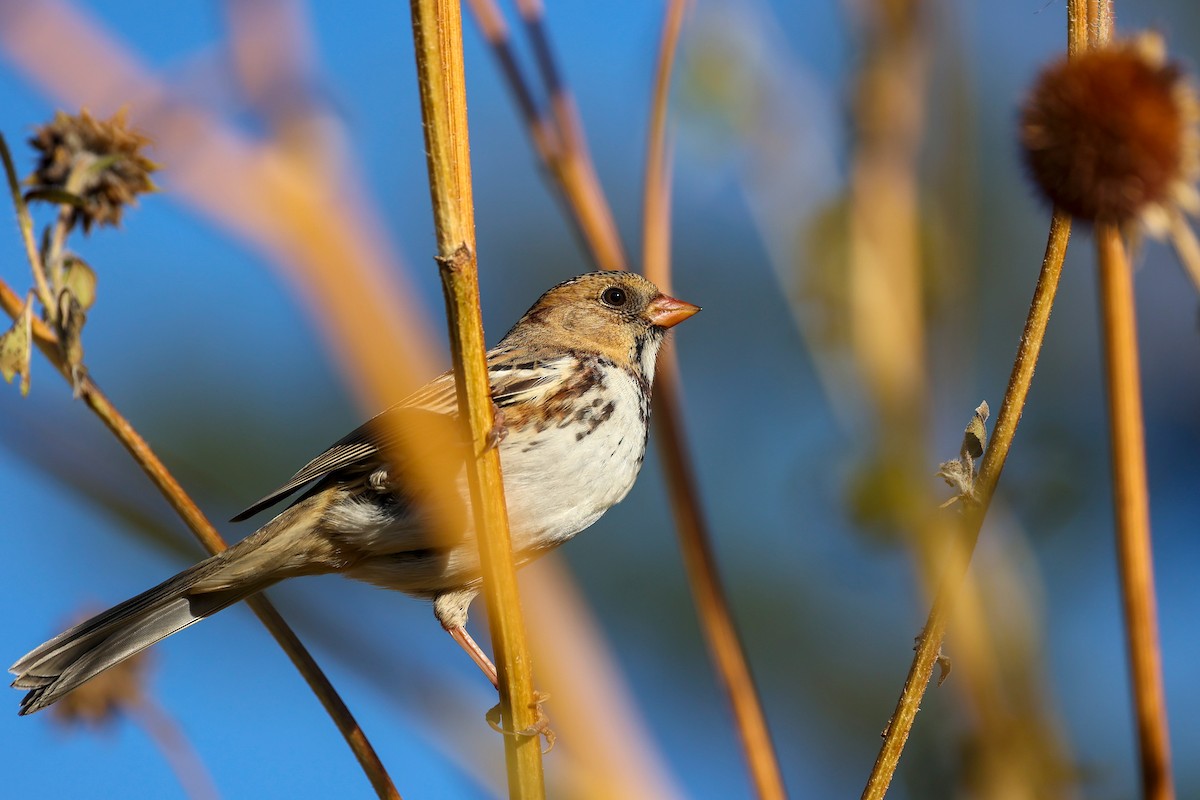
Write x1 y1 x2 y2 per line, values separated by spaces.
0 296 34 396
938 400 990 505
56 288 86 392
61 255 97 311
935 649 953 686
962 401 989 461
23 187 86 208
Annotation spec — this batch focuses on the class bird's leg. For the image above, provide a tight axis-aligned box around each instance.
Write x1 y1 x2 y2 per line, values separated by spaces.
447 624 498 688
448 625 556 751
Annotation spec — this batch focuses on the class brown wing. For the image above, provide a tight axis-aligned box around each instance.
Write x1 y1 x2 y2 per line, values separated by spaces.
229 351 572 522
229 371 458 522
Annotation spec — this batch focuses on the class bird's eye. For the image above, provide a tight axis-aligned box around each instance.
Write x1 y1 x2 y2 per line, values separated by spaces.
601 286 628 307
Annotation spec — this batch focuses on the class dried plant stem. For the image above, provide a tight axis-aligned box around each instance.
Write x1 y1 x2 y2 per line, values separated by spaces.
464 0 626 270
126 697 220 800
641 3 785 798
861 209 1072 799
409 0 545 795
641 0 685 291
0 137 54 314
514 0 626 272
0 278 401 800
462 0 559 164
1095 225 1174 800
654 355 787 799
1088 0 1113 47
860 5 1092 794
43 161 91 292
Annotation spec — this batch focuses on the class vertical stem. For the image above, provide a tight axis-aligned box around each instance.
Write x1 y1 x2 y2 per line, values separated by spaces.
1095 225 1174 800
408 0 546 796
513 0 627 271
653 358 787 800
127 698 221 800
860 208 1071 800
641 3 785 797
641 0 685 292
0 135 55 315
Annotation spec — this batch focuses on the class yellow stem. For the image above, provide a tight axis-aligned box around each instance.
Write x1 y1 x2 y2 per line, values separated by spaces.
409 0 545 795
861 208 1073 799
1095 225 1174 800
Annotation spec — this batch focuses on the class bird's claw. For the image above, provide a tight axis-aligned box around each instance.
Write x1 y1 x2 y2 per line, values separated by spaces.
485 691 555 752
483 404 508 453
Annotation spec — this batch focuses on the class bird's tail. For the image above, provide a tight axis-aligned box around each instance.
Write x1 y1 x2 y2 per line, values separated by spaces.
10 496 339 715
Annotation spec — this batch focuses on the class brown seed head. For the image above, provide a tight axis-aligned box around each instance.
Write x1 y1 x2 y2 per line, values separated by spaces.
1019 36 1200 225
50 646 148 728
28 109 157 233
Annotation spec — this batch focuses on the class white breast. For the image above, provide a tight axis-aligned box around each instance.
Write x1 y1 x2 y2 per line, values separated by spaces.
498 361 648 552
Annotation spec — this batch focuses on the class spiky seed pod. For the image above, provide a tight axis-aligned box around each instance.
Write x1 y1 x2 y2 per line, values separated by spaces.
28 109 157 233
1020 35 1200 227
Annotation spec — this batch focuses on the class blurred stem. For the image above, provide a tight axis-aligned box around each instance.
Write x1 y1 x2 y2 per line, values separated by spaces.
45 160 90 293
1095 225 1174 800
126 697 220 800
0 275 401 800
465 0 783 793
508 0 628 270
463 0 560 165
641 0 684 291
653 355 787 800
642 3 785 799
0 134 55 316
409 0 545 795
861 209 1072 800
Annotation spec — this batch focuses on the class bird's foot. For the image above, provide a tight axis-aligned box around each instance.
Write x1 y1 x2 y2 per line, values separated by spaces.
486 690 555 753
483 403 508 452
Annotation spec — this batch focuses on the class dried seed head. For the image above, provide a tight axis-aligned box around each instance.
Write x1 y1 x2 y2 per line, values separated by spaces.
1019 35 1200 226
28 109 157 233
51 644 147 728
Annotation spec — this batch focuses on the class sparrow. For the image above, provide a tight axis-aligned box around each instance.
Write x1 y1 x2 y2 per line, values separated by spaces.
11 271 699 714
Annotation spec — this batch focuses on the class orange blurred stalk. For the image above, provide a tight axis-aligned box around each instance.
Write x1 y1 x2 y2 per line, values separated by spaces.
641 2 786 798
1095 225 1174 800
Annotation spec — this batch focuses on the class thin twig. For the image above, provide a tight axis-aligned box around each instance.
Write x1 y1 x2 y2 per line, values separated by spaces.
860 208 1073 799
0 275 401 800
409 0 545 795
125 697 221 800
1096 225 1174 800
859 4 1093 793
641 2 786 798
1088 0 1113 47
641 0 684 292
512 0 627 271
462 0 559 165
0 135 55 314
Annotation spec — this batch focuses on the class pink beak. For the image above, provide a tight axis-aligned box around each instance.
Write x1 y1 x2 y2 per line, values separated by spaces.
646 293 701 328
